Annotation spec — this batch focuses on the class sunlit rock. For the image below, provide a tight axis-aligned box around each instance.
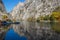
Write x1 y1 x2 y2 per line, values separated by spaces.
11 0 60 21
11 2 25 21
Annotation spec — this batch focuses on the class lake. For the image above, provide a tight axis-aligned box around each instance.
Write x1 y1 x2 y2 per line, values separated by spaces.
1 21 60 40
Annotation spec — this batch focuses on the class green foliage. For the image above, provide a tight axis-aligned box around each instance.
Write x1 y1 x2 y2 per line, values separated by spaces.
6 19 12 22
36 15 50 22
36 16 44 22
37 16 44 20
36 11 60 22
43 15 50 20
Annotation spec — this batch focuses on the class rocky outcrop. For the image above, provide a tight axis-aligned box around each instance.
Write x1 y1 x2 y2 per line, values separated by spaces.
10 3 25 21
11 0 60 21
0 0 6 13
0 0 7 20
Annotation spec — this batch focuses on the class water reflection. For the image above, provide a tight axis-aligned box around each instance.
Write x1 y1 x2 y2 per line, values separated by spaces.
13 21 60 40
0 24 12 40
4 28 27 40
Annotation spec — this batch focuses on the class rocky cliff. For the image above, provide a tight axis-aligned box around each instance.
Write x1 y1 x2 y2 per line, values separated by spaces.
11 0 60 21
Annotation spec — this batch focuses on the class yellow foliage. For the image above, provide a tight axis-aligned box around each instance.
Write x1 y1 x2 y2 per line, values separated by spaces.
2 15 8 19
52 12 60 18
51 11 60 21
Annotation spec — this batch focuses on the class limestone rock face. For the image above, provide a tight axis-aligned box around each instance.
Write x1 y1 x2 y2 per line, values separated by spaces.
11 2 25 21
11 0 60 21
0 0 6 13
0 0 7 20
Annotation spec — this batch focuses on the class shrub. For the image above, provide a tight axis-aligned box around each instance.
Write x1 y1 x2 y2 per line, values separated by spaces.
27 17 36 22
43 15 50 20
50 12 60 21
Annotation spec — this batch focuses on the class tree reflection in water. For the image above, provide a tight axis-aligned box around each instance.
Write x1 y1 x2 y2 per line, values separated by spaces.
0 24 12 40
13 21 60 40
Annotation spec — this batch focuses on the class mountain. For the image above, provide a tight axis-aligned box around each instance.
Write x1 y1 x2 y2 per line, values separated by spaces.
11 0 60 21
10 2 25 21
0 0 6 13
0 0 7 20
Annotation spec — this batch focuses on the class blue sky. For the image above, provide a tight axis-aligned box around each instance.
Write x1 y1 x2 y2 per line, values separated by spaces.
2 0 25 13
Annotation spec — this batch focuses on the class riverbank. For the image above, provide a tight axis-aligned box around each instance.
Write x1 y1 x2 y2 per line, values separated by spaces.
38 20 60 22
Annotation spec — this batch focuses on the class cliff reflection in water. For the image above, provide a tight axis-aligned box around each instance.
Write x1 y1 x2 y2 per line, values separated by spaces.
13 21 60 40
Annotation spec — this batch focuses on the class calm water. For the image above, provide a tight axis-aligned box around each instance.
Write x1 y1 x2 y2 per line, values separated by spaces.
2 21 60 40
4 28 27 40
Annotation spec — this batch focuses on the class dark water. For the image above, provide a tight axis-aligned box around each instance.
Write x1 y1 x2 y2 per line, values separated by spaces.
1 21 60 40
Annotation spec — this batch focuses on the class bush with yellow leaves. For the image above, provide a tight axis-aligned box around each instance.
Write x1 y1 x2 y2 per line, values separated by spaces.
50 12 60 22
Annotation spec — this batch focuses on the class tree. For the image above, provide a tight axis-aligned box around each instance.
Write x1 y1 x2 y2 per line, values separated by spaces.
36 16 44 22
43 15 50 20
2 15 8 19
50 12 60 21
